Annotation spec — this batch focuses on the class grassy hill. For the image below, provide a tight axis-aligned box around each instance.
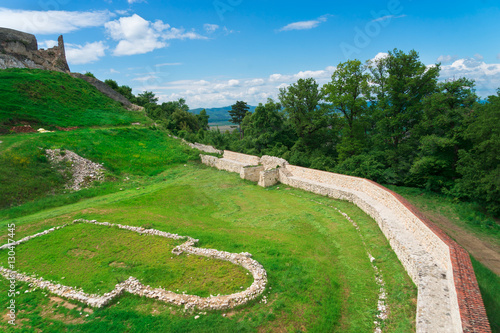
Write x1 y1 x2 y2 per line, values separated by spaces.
0 68 418 332
0 68 496 332
0 68 150 133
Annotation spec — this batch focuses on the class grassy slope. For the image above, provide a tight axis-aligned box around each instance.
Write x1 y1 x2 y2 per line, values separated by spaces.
0 68 149 132
387 185 500 332
0 127 198 214
0 164 416 332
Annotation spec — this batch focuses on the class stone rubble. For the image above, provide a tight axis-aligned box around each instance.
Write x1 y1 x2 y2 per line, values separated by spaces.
46 149 105 191
0 219 267 310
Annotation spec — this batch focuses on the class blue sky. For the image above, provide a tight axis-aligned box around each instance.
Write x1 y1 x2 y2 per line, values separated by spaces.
1 0 499 108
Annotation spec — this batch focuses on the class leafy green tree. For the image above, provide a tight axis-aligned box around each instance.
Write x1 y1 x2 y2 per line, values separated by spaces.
229 101 250 139
242 99 292 154
136 91 158 107
368 49 441 183
323 59 370 161
197 109 210 131
279 78 328 148
454 89 500 216
410 78 477 191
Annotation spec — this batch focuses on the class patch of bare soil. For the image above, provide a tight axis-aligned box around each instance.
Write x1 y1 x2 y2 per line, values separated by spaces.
422 210 500 275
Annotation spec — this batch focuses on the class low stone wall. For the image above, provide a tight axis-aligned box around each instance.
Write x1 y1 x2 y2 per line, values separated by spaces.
223 151 260 166
240 166 264 182
197 148 491 333
0 219 267 310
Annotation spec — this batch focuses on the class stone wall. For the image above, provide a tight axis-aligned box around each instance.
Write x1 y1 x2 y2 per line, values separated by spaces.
70 73 144 111
197 148 491 333
0 28 70 72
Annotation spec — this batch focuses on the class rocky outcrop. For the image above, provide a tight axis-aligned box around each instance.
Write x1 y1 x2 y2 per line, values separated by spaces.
0 27 70 72
0 27 143 111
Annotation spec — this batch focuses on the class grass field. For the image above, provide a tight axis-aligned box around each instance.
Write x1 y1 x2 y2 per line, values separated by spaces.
0 68 150 133
0 163 417 332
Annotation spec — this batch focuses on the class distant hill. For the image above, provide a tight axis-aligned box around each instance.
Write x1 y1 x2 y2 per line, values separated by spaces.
191 106 257 123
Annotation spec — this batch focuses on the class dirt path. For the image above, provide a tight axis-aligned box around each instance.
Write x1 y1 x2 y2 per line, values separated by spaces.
421 210 500 276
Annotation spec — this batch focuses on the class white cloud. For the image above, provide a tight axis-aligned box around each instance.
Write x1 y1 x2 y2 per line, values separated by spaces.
437 55 458 63
128 0 146 4
371 52 389 62
474 53 484 60
440 58 500 97
0 8 112 34
204 24 219 33
105 14 206 56
39 40 58 49
66 41 107 65
278 15 330 32
109 68 120 74
156 62 182 67
137 66 336 108
371 14 406 23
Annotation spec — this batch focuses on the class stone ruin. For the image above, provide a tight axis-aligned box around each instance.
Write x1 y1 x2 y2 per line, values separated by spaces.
0 27 70 72
0 27 143 111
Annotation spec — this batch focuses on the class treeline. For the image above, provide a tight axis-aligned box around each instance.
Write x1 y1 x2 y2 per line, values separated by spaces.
101 49 500 217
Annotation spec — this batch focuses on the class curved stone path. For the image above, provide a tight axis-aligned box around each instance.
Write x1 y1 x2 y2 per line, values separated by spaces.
0 219 267 310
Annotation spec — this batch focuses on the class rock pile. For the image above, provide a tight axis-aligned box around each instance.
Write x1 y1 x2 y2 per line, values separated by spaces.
46 149 105 191
0 219 268 310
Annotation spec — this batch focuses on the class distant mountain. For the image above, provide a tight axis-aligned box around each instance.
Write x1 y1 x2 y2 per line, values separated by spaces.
190 106 257 123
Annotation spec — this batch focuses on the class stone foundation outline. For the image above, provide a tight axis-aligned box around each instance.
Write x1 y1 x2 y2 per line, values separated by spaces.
0 219 267 311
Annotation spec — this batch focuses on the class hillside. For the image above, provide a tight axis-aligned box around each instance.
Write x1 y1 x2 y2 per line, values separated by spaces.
191 105 257 123
0 68 149 134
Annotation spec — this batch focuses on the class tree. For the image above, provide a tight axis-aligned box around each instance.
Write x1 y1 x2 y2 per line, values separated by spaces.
278 78 328 148
323 59 370 161
368 49 441 183
242 99 291 153
454 89 500 216
229 101 250 139
197 109 210 131
410 78 477 191
136 91 158 106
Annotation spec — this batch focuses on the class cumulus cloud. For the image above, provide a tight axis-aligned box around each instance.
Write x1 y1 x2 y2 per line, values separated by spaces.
437 55 458 63
440 58 500 97
278 15 330 32
66 41 107 65
204 24 219 33
137 66 336 108
0 8 112 34
105 14 206 56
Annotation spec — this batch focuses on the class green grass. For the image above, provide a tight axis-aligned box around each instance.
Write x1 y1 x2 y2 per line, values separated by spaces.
471 257 500 332
0 164 417 332
0 68 150 132
0 127 199 214
385 185 500 245
3 222 252 297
